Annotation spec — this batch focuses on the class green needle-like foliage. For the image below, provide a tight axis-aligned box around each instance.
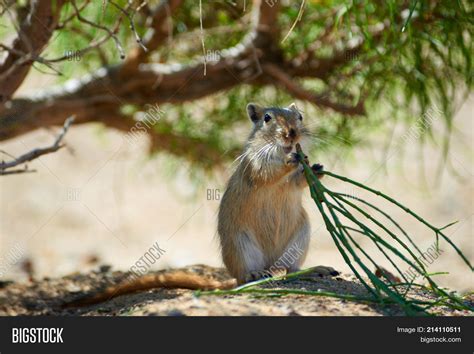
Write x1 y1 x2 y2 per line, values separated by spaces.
292 143 472 315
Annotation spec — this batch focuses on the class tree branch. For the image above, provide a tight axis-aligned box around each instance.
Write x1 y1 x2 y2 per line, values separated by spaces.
0 0 66 108
263 63 365 116
0 0 369 166
122 0 183 71
0 116 74 175
0 0 284 143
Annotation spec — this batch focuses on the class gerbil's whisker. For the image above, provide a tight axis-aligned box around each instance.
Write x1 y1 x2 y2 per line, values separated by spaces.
304 132 352 146
241 142 271 177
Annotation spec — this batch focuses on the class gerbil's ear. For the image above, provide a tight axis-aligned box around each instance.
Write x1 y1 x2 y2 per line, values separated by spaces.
247 103 263 123
288 102 299 112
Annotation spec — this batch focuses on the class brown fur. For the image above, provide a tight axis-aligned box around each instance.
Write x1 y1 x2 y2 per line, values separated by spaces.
218 102 321 284
63 272 236 307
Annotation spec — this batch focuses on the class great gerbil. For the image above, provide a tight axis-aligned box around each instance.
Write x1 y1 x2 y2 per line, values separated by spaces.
63 102 329 308
218 102 325 284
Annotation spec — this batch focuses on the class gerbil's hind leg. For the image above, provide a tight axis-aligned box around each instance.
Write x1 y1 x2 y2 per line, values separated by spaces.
307 265 340 277
244 268 287 283
275 222 340 277
234 233 267 284
274 221 311 274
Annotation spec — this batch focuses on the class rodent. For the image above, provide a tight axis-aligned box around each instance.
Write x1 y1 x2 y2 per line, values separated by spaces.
218 102 324 284
62 102 327 308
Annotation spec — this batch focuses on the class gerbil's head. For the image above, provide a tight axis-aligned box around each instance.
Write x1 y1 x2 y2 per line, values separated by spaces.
246 102 308 155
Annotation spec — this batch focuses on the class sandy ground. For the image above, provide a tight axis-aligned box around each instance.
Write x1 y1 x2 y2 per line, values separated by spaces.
0 265 471 316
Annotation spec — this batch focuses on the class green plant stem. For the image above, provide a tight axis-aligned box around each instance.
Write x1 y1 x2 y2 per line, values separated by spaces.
322 170 472 270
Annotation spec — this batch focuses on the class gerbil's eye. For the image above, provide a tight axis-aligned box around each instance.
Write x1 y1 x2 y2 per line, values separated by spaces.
264 113 272 123
298 113 303 121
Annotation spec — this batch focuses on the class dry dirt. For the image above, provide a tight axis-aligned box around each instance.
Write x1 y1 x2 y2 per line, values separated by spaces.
0 264 471 316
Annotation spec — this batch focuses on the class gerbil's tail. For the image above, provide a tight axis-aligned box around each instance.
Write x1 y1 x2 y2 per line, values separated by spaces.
62 271 236 308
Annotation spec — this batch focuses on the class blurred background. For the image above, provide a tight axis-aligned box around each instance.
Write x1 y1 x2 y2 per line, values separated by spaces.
0 0 472 292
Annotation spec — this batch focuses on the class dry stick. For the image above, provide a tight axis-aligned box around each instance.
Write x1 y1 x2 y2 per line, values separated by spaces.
0 116 74 174
0 168 36 175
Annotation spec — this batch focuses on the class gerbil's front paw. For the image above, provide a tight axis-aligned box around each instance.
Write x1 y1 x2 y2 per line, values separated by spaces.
286 153 309 166
244 270 272 283
286 154 297 166
311 163 324 179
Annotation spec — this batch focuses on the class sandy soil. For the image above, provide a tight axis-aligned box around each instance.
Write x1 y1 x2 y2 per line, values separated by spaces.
0 265 471 316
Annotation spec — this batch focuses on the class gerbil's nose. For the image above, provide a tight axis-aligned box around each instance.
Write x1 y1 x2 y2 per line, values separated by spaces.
288 128 296 139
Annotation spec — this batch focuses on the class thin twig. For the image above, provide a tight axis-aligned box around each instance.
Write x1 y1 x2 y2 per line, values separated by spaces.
0 116 74 175
199 0 206 76
70 0 126 59
281 0 306 43
109 0 148 52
